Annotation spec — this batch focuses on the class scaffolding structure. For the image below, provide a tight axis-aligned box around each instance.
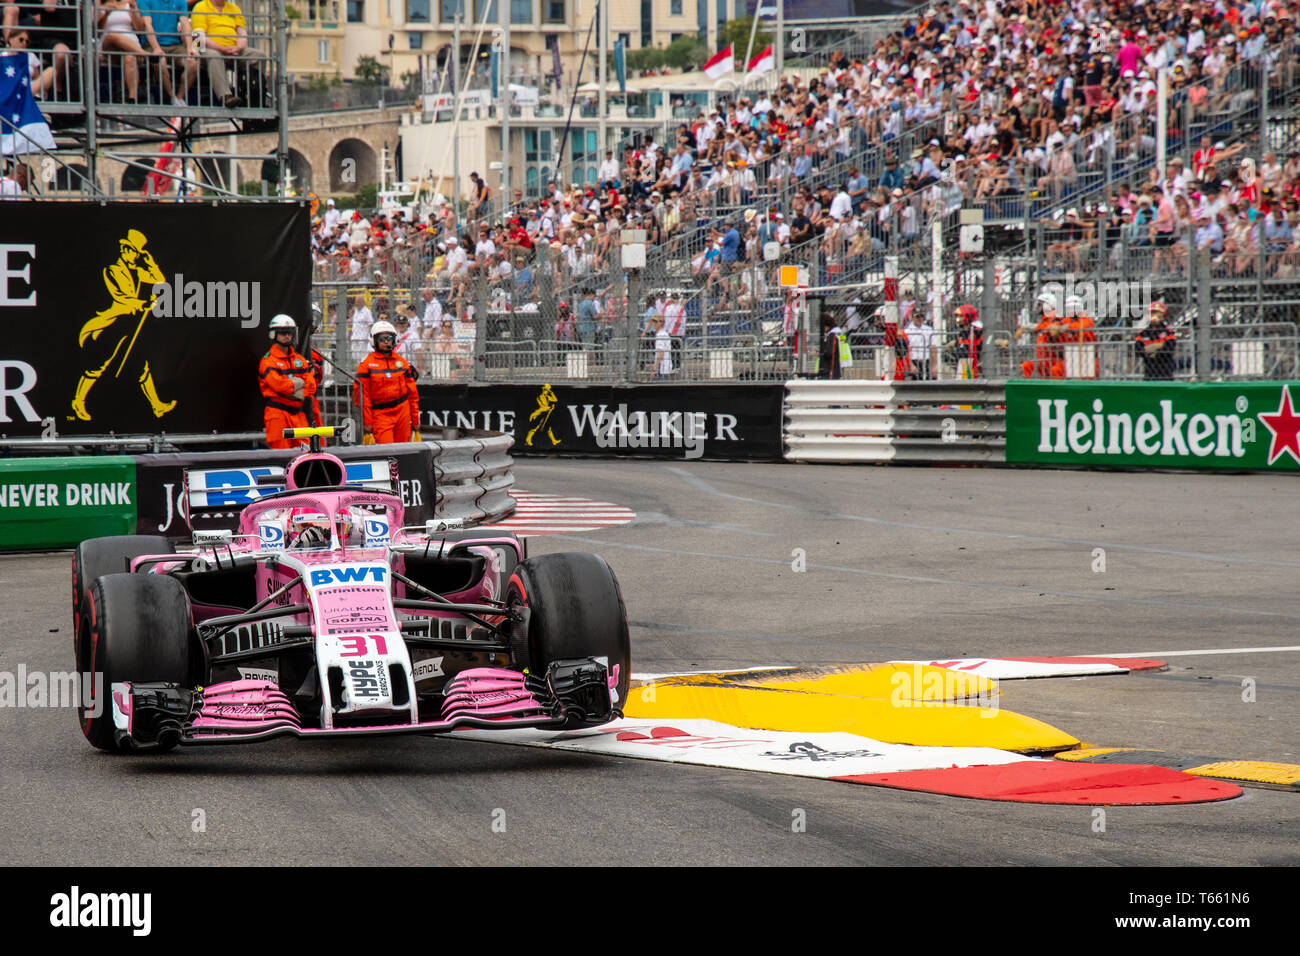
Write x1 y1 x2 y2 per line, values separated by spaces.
1 0 289 199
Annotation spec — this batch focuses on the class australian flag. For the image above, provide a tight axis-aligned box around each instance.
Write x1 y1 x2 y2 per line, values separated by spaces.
1 52 55 155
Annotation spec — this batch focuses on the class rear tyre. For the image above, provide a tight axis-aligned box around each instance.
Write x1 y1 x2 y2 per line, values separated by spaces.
78 573 193 753
505 552 631 717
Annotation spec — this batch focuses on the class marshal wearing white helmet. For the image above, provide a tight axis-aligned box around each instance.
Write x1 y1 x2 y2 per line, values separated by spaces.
352 318 420 444
259 314 317 449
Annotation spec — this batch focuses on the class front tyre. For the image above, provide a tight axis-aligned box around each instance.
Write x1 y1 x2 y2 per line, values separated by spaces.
73 535 174 645
506 552 631 716
78 573 194 753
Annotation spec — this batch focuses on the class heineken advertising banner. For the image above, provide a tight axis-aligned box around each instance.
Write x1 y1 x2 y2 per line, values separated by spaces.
0 202 311 439
419 384 786 460
1006 381 1300 471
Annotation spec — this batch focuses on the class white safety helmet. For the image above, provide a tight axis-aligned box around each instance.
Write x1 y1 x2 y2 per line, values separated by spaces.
371 320 397 348
1036 291 1058 312
269 313 297 340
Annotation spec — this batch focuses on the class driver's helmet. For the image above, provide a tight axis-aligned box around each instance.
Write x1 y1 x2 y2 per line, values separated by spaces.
288 507 352 549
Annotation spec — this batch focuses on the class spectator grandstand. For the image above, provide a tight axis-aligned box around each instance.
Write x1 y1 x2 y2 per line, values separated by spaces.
9 0 1294 387
307 0 1300 389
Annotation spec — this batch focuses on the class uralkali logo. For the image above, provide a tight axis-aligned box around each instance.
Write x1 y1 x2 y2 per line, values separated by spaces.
1007 382 1300 470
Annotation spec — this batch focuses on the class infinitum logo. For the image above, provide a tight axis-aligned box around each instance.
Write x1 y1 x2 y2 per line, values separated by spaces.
49 886 151 936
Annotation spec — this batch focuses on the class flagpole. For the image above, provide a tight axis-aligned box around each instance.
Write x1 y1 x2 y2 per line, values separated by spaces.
742 3 762 89
598 0 608 164
775 0 784 76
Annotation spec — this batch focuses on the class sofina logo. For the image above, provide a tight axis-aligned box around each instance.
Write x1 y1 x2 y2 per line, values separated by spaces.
1007 382 1300 470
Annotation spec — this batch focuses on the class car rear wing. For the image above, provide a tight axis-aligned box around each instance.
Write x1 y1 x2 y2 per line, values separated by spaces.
182 457 400 533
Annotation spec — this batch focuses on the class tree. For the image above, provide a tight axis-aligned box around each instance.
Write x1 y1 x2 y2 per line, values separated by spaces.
663 35 707 69
355 55 390 86
719 16 771 61
626 46 667 72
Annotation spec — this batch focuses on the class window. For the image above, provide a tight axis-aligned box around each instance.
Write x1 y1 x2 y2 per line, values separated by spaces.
671 0 681 14
543 0 565 23
525 129 551 162
409 31 423 48
318 39 330 62
618 32 630 48
407 0 430 21
511 0 531 24
640 0 651 48
476 0 497 22
347 0 364 22
308 1 340 20
440 0 462 22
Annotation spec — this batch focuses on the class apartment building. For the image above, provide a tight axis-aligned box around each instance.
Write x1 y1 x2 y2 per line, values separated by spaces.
286 0 748 87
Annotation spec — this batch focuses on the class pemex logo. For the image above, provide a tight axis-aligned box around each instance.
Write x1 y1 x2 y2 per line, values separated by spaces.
526 383 562 447
70 229 176 423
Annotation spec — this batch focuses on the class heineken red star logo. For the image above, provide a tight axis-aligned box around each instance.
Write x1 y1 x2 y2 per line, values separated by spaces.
1258 384 1300 466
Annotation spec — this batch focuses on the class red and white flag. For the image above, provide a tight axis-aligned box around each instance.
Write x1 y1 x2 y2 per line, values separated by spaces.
703 45 734 79
747 45 774 74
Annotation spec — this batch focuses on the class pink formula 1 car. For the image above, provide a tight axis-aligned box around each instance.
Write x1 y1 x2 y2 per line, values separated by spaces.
71 428 630 752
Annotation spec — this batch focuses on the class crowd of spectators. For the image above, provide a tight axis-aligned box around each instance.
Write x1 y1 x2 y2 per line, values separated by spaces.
0 0 269 120
300 0 1300 378
1033 141 1300 280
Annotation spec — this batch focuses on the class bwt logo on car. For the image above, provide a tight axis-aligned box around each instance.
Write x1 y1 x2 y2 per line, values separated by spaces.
49 886 151 936
364 518 390 547
259 522 285 549
309 566 388 586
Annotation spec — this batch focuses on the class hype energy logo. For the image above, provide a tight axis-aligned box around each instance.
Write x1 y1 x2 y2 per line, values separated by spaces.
1006 382 1300 470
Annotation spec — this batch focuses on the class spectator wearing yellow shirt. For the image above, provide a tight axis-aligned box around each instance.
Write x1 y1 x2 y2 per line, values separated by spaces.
189 0 265 107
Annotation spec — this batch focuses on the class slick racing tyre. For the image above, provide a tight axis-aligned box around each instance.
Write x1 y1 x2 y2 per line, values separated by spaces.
73 535 174 640
505 552 631 717
78 573 193 753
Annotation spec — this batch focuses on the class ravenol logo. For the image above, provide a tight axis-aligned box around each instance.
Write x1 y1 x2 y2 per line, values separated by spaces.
309 566 388 587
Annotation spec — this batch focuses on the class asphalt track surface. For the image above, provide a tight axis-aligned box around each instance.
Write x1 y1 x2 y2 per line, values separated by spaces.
1 461 1297 867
